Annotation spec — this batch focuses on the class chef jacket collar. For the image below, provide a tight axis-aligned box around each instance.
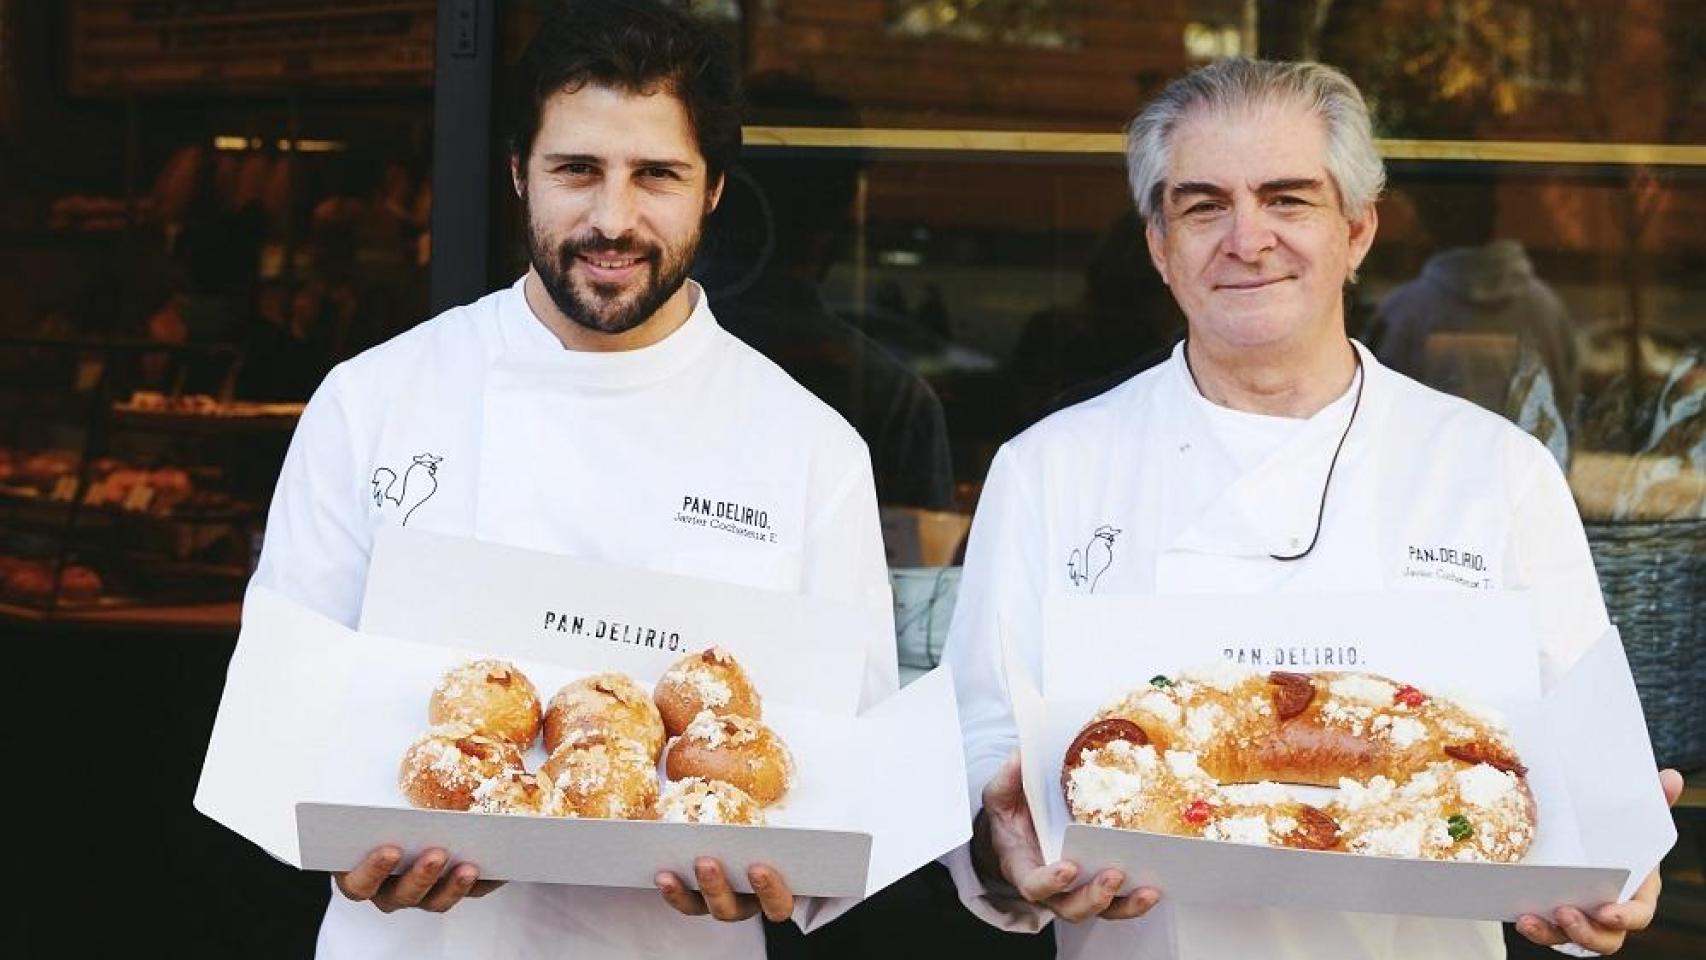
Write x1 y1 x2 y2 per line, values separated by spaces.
496 274 722 389
1163 339 1383 559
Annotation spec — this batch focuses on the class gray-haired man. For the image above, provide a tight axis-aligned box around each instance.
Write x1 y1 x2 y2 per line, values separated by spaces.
941 58 1679 959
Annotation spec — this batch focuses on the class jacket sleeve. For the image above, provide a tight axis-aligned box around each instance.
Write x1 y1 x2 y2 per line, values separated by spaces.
249 365 372 628
1505 434 1610 689
790 443 900 935
936 444 1055 932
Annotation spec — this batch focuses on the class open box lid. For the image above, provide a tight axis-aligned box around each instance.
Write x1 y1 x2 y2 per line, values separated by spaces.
1040 591 1542 703
357 527 889 714
1003 592 1677 920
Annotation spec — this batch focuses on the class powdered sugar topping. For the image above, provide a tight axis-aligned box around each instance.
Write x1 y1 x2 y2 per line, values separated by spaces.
1069 761 1148 814
1205 815 1272 845
686 670 733 709
1183 661 1257 693
1334 775 1396 812
1352 816 1430 857
1329 675 1397 706
1184 703 1225 746
1218 781 1293 806
1164 750 1206 780
1136 691 1182 726
1453 764 1519 809
681 709 760 747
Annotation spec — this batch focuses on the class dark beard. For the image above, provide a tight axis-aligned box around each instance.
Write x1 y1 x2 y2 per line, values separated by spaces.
523 196 701 337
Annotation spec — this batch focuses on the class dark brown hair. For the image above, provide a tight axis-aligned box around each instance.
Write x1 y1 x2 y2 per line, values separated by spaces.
509 0 742 184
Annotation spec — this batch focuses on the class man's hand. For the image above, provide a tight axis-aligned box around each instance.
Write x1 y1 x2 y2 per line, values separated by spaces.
1515 768 1683 954
973 753 1161 923
334 846 503 914
655 858 793 923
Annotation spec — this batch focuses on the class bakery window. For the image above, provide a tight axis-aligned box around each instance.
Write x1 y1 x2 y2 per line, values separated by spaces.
1 0 434 624
541 1 1697 732
6 1 1701 711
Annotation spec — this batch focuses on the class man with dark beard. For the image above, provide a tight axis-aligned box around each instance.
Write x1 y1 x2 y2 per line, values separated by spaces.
248 2 897 957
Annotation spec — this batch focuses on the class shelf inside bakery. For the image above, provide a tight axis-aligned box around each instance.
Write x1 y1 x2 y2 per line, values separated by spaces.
0 598 240 633
0 488 257 528
108 402 304 434
0 554 249 616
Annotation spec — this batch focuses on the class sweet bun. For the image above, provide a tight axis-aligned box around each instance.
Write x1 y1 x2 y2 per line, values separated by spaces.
664 710 794 806
399 723 526 811
57 564 104 602
149 467 193 510
428 658 542 748
656 777 763 826
470 770 563 816
2 562 53 599
544 673 665 761
653 647 761 737
540 731 659 820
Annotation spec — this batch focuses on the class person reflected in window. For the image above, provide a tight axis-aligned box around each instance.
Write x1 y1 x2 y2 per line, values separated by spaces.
695 72 954 511
1369 183 1579 466
1009 209 1185 423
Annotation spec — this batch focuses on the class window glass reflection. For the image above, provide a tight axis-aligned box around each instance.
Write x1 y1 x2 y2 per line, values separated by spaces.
507 0 1706 552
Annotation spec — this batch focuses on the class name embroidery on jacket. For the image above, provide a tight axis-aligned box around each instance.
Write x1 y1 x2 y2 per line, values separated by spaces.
1398 543 1492 589
672 494 778 544
1067 525 1121 593
371 452 442 526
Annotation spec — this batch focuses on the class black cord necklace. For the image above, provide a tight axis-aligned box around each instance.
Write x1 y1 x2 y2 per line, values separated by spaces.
1182 340 1365 562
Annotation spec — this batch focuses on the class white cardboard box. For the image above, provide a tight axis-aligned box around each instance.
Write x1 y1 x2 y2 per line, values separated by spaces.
1007 592 1677 921
195 528 970 898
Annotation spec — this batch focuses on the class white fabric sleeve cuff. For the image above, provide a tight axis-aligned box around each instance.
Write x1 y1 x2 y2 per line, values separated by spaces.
939 843 1052 934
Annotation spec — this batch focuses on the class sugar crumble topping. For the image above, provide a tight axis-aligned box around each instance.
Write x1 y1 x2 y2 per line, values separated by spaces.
1453 764 1518 809
1164 750 1205 780
1205 815 1272 845
657 777 761 825
1218 781 1293 806
1385 716 1427 748
1184 703 1225 746
682 709 760 747
1137 691 1182 726
1333 775 1395 811
1329 675 1397 706
1351 816 1429 857
1069 761 1149 816
685 670 733 709
1183 661 1257 693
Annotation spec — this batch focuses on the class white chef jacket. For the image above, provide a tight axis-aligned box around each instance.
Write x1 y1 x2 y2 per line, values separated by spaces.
941 340 1608 960
250 276 897 960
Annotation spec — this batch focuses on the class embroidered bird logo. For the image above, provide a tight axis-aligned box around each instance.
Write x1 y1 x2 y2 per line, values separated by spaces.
371 453 442 527
1068 525 1121 592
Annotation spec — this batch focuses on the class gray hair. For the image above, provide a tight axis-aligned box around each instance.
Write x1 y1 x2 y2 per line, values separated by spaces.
1126 58 1385 231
